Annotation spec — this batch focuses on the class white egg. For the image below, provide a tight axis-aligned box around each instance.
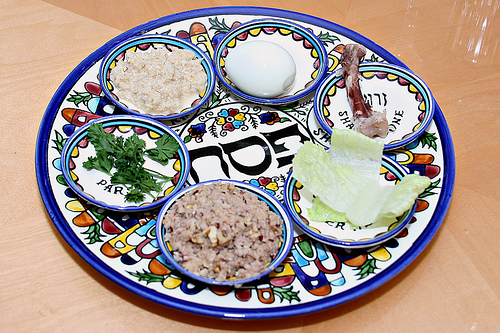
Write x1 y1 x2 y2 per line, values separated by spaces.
224 41 296 98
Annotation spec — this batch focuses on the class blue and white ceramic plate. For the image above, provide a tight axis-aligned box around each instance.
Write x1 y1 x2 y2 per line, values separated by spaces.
155 179 294 286
314 62 435 150
36 7 454 319
60 115 190 212
284 156 418 249
100 34 216 120
213 18 328 105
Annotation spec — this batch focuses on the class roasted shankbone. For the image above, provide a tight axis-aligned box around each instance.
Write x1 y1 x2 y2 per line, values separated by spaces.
341 44 389 138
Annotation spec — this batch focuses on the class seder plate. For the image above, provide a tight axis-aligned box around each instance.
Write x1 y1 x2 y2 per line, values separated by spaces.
35 6 455 319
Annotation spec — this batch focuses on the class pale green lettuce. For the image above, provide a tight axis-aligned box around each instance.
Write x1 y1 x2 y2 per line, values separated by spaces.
292 128 431 227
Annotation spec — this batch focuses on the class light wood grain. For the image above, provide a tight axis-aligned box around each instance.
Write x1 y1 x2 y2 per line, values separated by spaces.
1 0 499 331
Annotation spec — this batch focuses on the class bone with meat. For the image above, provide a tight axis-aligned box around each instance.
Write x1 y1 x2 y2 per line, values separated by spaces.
340 44 389 138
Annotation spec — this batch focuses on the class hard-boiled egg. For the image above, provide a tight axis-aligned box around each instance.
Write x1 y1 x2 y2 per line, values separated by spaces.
224 41 296 98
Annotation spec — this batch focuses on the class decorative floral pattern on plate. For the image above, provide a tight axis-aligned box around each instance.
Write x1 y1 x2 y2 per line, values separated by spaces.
36 8 453 319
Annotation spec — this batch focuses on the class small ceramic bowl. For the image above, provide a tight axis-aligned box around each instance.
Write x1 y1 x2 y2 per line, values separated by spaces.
155 179 294 286
314 62 435 150
99 34 215 120
60 115 190 212
213 18 328 105
283 155 417 249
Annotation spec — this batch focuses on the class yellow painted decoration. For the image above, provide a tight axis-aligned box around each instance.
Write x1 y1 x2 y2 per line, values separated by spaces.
388 221 399 231
269 262 295 277
279 28 292 35
65 200 85 212
370 247 391 261
163 186 174 196
310 225 321 233
234 113 246 121
419 100 426 111
108 224 141 254
162 276 183 289
69 170 78 181
293 201 302 214
362 71 375 79
174 159 181 171
328 54 340 71
392 149 414 165
227 38 236 48
323 106 330 117
149 131 160 139
266 182 278 191
388 74 398 80
190 33 214 59
117 125 132 133
408 84 418 93
71 146 79 158
327 85 337 96
199 87 206 98
249 28 261 36
311 49 318 58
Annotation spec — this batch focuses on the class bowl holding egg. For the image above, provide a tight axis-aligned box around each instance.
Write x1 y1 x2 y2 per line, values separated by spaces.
213 19 329 105
99 34 216 120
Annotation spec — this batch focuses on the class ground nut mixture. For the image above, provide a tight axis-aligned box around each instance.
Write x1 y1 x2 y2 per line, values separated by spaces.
110 47 207 115
162 182 284 282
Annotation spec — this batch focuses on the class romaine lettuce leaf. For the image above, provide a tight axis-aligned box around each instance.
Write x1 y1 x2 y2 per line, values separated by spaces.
307 196 348 223
328 125 384 179
292 128 431 226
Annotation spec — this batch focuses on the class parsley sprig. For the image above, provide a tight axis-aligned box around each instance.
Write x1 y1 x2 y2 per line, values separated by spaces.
82 123 180 203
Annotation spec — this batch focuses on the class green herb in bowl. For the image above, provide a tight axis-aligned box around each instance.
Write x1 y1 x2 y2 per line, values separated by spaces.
82 122 180 203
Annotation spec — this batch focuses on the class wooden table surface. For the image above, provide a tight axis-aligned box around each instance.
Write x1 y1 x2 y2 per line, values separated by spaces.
1 0 499 331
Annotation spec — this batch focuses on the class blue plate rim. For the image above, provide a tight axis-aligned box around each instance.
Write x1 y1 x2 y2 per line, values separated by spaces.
35 6 455 320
